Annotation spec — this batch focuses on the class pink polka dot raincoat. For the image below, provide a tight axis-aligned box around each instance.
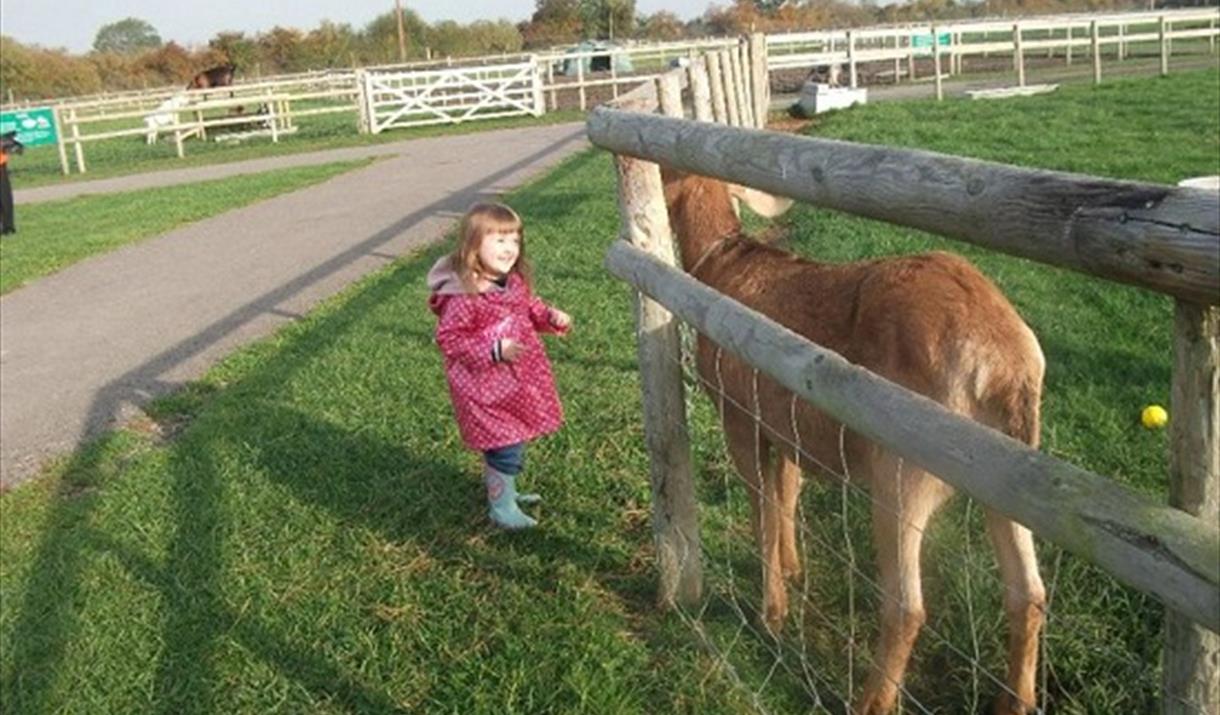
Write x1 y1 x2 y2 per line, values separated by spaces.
427 256 568 451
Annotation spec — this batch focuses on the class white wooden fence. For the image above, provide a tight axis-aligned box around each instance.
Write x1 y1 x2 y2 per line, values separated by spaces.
590 40 1220 711
356 58 543 134
767 7 1218 96
11 7 1218 175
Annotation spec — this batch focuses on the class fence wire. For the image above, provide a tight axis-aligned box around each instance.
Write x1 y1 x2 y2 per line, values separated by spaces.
631 311 1203 713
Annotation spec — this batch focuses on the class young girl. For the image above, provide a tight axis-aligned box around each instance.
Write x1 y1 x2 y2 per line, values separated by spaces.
428 202 571 530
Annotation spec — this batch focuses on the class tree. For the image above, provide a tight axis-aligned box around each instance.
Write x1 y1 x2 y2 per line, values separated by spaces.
360 9 429 63
93 17 162 54
302 21 356 68
258 26 309 73
208 31 259 71
637 11 685 41
522 0 584 47
580 0 636 40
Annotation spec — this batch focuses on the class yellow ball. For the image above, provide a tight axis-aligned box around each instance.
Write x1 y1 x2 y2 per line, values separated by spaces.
1141 405 1169 429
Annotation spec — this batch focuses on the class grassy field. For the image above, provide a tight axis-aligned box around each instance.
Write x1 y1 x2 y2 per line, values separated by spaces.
10 107 584 190
1 68 1217 714
0 159 375 294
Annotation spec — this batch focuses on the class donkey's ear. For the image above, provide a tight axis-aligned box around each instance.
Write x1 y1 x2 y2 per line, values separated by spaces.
727 184 794 219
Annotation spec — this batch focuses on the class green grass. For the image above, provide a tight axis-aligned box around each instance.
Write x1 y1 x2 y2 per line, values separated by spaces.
0 159 376 294
10 109 585 190
1 68 1217 714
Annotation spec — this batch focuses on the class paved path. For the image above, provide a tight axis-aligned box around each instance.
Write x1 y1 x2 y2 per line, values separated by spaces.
0 123 589 488
15 138 484 205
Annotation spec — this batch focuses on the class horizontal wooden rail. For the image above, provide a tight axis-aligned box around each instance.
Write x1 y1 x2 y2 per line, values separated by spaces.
586 110 1220 305
604 239 1220 632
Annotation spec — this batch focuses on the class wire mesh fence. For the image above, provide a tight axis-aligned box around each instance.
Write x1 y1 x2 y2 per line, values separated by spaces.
639 315 1193 713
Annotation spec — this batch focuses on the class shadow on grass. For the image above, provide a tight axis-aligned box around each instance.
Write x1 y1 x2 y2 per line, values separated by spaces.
2 136 602 707
2 145 650 713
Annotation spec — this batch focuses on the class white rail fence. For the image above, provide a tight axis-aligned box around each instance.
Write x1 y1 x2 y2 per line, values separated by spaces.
8 7 1217 175
357 59 543 134
590 40 1220 712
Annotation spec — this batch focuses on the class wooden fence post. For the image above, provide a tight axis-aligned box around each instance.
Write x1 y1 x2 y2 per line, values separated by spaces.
611 49 620 100
1092 21 1102 86
1067 25 1074 65
847 30 858 89
1160 16 1170 77
1014 22 1026 87
908 30 918 81
1163 300 1220 714
737 42 753 128
612 74 702 610
750 33 769 128
689 60 713 123
706 51 728 124
933 27 944 101
355 69 369 134
52 107 69 176
69 107 86 173
531 57 545 117
723 48 742 127
546 60 556 112
577 56 587 112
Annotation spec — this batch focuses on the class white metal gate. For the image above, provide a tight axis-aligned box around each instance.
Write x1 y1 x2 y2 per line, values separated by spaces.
359 59 544 134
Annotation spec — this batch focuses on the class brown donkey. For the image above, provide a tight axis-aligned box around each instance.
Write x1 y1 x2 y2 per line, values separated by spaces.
661 169 1046 715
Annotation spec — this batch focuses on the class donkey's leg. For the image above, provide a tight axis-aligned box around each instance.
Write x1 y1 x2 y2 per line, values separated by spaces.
855 465 945 715
776 453 802 580
722 408 787 633
983 509 1044 715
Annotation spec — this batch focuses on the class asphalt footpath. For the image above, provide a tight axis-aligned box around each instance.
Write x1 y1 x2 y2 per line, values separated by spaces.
0 122 589 488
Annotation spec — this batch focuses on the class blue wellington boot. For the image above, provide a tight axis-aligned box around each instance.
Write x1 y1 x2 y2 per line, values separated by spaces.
485 467 537 530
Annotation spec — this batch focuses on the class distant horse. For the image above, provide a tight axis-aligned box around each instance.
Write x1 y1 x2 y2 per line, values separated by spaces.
186 64 236 90
144 93 191 144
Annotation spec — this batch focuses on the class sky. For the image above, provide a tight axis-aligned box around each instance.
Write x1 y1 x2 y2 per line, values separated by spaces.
2 1 717 54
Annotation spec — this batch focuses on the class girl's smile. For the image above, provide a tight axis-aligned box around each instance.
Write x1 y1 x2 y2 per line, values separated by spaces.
478 229 520 278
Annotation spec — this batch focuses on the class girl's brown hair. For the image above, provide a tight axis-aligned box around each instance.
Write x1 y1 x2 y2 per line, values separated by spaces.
451 202 531 293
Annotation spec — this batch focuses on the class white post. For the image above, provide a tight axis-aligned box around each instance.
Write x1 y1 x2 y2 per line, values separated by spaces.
610 50 619 100
737 42 754 128
531 57 545 116
689 60 713 123
933 27 944 101
1014 22 1025 88
53 107 69 175
706 51 728 124
749 33 768 129
1160 16 1170 77
546 59 556 112
577 55 586 112
908 31 917 81
1092 21 1102 86
847 30 858 89
722 48 741 127
70 108 86 173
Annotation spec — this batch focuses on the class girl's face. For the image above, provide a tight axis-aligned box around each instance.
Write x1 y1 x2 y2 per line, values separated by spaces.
477 227 520 278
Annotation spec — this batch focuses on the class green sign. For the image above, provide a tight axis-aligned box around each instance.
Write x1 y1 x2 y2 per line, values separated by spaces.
911 32 952 54
0 107 59 148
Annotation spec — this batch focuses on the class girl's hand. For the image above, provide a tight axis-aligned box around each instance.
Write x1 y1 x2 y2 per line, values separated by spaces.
500 339 524 362
551 309 572 330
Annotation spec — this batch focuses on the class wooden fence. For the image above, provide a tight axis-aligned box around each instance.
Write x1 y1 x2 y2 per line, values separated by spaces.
357 58 543 134
767 8 1218 96
589 37 1219 711
12 7 1217 175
